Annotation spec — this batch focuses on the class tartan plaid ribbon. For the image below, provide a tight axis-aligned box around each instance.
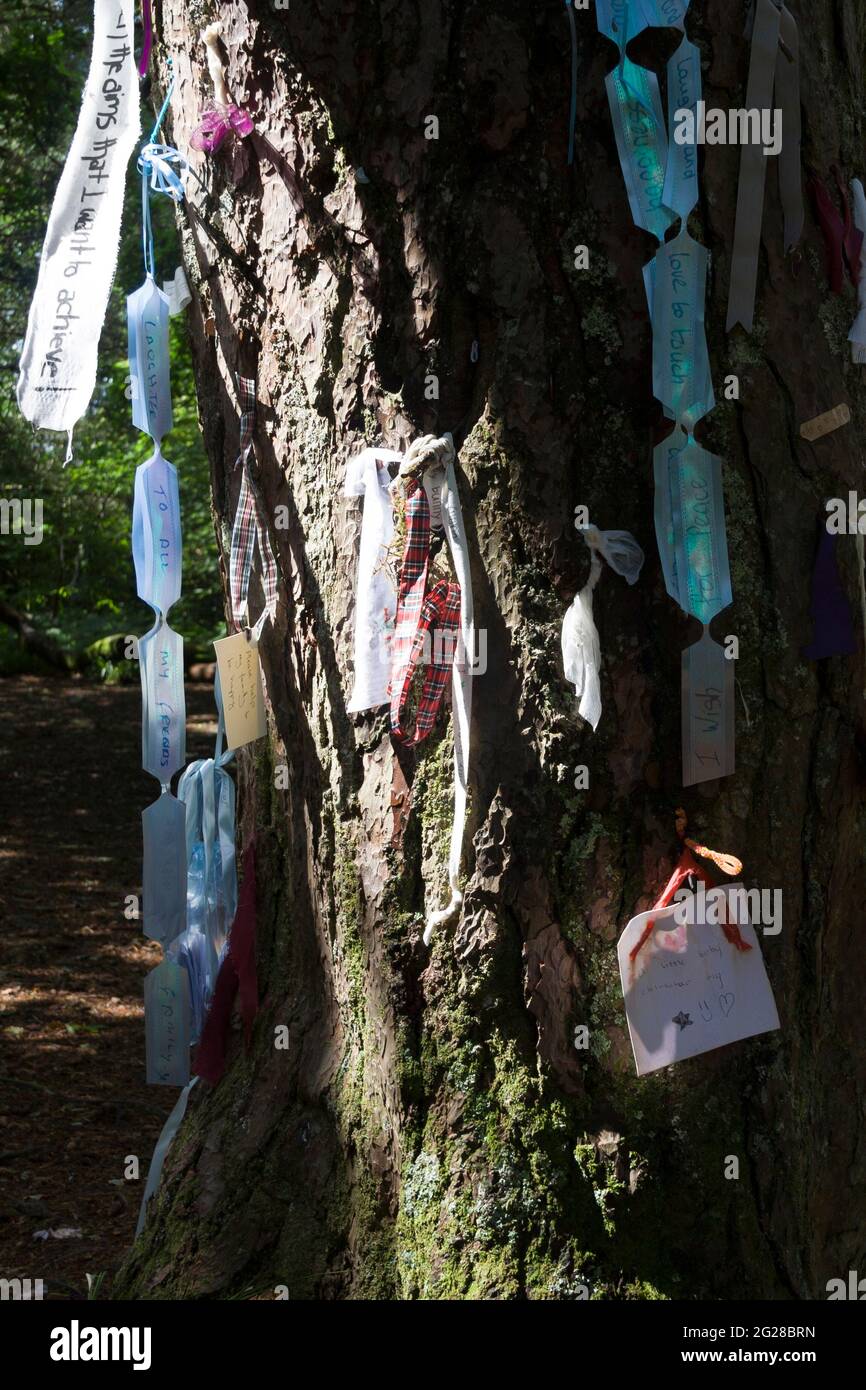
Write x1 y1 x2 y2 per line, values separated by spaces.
390 478 461 744
229 376 279 633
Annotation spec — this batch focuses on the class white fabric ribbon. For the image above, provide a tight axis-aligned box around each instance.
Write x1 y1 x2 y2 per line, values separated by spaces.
344 447 403 712
563 549 604 731
850 179 866 364
562 525 644 730
17 0 140 455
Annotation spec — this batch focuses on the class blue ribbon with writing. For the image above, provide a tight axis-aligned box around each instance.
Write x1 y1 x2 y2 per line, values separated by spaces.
597 0 734 785
134 446 186 957
132 447 182 620
128 276 173 444
128 63 195 1082
144 957 192 1087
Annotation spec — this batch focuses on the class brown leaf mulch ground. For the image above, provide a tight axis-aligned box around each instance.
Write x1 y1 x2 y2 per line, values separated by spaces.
0 675 217 1299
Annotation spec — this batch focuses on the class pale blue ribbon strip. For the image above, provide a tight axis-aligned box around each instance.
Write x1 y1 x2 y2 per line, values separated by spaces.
135 1077 198 1236
141 791 188 947
132 446 182 615
663 38 701 226
174 672 238 1036
127 276 173 444
144 956 191 1086
139 620 186 781
681 627 736 786
650 229 715 431
178 670 237 933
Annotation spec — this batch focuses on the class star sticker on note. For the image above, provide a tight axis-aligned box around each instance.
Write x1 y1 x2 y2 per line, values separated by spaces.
672 1011 693 1032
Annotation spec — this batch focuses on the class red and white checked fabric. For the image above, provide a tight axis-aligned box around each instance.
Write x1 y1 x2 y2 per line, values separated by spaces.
389 478 461 745
229 376 279 633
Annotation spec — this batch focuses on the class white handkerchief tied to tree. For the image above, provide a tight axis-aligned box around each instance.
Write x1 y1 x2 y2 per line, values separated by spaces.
562 525 644 730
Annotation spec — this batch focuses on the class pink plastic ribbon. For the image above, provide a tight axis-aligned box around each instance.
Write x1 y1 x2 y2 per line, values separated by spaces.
190 104 254 155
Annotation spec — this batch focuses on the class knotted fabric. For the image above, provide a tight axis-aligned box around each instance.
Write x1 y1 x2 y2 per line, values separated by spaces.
229 376 279 637
379 434 475 942
390 479 461 744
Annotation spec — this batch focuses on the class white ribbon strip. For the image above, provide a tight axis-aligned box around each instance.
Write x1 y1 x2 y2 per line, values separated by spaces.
344 447 403 712
17 0 139 441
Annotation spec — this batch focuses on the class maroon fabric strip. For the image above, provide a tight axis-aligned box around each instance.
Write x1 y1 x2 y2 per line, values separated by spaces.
194 840 259 1085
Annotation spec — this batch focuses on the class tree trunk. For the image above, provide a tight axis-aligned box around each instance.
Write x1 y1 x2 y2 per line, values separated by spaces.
115 0 866 1300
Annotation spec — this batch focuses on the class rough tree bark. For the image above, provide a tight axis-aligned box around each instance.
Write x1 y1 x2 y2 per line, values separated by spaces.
115 0 866 1300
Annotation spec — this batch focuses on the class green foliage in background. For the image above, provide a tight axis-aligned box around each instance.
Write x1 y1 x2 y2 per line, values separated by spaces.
0 0 222 676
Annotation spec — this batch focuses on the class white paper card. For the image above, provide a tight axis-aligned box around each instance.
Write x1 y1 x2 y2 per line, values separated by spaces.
214 633 266 750
617 885 779 1076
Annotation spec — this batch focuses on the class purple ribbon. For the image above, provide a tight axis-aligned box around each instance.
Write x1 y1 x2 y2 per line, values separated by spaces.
138 0 152 77
190 104 254 155
803 528 856 660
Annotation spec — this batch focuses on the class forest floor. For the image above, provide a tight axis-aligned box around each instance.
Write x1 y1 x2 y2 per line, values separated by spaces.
0 675 216 1300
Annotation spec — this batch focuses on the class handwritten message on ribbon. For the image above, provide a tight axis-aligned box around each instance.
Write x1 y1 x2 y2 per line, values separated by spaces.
17 0 139 437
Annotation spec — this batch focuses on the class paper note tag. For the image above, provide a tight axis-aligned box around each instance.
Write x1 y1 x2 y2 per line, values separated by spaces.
799 404 851 441
144 958 191 1086
617 885 779 1076
214 633 266 750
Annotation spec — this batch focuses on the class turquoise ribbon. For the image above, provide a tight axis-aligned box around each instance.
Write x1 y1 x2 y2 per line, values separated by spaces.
653 428 732 625
596 0 733 783
649 229 714 431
